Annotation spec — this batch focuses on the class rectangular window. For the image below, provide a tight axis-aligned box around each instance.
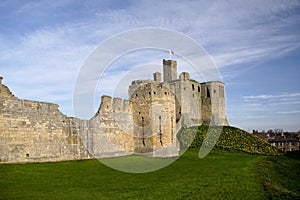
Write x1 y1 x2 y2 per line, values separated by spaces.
207 86 210 97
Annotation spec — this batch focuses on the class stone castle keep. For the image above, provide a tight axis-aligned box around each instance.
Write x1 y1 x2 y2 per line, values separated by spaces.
0 59 228 163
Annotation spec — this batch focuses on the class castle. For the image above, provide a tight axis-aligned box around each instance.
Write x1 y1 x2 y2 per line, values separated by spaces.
0 59 228 163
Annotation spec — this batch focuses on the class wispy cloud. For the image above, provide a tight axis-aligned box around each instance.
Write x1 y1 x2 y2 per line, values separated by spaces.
243 93 300 100
277 110 300 114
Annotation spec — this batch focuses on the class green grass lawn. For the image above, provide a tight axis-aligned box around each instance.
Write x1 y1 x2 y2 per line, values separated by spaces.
0 149 293 200
0 126 299 199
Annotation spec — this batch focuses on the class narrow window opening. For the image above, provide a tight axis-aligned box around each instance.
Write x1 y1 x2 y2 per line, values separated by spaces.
135 93 138 97
26 154 29 158
192 84 194 91
198 86 200 92
171 117 174 144
159 116 163 146
165 92 167 95
207 87 210 97
142 117 145 146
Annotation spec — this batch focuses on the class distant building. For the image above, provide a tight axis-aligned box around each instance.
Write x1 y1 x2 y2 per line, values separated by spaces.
253 130 300 151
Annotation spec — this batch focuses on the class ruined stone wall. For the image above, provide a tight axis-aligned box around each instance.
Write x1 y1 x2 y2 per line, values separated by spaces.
82 96 134 158
0 82 89 163
0 80 135 163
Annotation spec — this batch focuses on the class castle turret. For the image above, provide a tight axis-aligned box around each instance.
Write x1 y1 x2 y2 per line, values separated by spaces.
163 59 177 82
179 72 190 81
153 72 161 82
201 82 228 126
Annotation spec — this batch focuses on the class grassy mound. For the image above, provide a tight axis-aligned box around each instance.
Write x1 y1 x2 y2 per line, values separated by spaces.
177 125 282 155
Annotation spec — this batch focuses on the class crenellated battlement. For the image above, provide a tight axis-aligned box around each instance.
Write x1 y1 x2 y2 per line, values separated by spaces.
99 95 132 114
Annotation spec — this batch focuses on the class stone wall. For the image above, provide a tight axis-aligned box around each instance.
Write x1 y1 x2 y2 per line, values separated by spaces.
84 96 134 158
0 82 89 163
0 80 135 163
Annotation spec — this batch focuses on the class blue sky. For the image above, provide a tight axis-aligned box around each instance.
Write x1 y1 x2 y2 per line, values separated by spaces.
0 0 300 131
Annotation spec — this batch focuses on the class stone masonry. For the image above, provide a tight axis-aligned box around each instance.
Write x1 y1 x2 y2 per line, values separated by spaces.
0 59 228 163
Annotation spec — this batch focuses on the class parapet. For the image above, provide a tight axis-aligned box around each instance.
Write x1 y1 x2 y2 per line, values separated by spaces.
113 97 122 112
123 100 131 112
131 80 154 85
99 95 131 113
99 95 112 113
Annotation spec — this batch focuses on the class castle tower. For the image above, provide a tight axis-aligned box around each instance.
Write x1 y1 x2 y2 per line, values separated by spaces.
173 72 202 128
201 82 228 126
129 80 177 156
163 59 177 82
